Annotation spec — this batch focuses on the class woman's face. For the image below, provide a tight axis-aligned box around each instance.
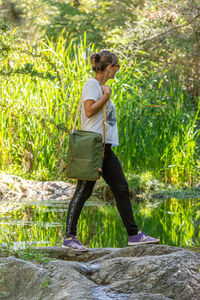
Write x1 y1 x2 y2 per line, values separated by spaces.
108 63 120 79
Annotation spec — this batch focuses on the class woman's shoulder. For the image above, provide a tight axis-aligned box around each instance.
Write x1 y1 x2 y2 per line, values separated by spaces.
83 78 99 88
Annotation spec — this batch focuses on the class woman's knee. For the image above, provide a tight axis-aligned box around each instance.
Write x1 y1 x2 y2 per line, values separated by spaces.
112 180 129 197
74 180 94 200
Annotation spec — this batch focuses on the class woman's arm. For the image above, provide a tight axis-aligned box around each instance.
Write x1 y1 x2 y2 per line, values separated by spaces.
84 85 111 118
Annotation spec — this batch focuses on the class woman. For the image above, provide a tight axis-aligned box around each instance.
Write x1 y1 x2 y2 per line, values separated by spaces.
62 50 160 251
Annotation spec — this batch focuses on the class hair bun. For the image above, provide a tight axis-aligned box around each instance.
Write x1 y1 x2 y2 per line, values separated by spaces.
95 53 100 63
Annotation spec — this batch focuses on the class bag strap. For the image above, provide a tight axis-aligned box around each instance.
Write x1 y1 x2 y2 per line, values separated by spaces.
72 95 107 147
72 95 82 133
103 103 107 146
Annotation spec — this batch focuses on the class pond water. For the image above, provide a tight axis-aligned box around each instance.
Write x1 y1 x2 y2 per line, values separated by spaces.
0 197 200 249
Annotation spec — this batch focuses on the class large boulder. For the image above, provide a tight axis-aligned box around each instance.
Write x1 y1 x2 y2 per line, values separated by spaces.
0 244 200 299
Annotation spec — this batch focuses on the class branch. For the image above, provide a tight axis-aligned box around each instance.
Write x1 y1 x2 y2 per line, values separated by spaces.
155 0 168 13
192 52 200 56
141 13 200 44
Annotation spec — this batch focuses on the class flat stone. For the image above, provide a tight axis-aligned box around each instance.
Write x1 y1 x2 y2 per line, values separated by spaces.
36 246 113 262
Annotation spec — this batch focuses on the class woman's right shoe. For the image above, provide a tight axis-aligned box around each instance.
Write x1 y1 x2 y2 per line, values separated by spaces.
62 235 88 251
128 231 160 245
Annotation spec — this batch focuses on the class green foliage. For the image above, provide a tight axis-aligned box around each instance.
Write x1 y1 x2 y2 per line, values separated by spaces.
0 24 16 59
106 0 200 96
0 29 93 180
42 1 103 47
0 0 143 48
0 235 52 262
112 62 200 186
0 27 200 186
1 0 199 96
40 280 50 290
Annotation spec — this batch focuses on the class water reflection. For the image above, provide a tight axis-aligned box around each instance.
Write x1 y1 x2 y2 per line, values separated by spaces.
0 197 199 248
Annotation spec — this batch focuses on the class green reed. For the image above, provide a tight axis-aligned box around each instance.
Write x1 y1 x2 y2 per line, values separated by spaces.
112 65 200 186
0 32 93 179
0 31 199 185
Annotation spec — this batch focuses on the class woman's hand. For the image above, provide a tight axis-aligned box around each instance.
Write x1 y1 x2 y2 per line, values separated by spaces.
84 84 111 118
102 84 112 97
84 86 110 118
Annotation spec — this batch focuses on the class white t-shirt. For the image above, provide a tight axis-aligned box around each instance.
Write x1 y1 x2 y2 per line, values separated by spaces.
81 79 119 147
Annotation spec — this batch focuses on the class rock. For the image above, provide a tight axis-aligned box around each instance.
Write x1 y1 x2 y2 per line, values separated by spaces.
0 244 200 299
0 172 75 201
89 246 200 300
0 173 115 203
36 246 112 262
0 257 95 300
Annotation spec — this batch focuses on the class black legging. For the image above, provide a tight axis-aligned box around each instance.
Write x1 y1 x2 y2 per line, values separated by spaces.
65 144 138 237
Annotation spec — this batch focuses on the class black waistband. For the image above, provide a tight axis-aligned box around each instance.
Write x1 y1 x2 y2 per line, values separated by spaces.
104 143 112 150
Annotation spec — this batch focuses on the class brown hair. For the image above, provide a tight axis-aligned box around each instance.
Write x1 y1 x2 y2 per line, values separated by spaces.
90 50 118 73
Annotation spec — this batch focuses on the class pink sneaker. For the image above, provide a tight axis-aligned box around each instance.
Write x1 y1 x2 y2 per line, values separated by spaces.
128 231 160 245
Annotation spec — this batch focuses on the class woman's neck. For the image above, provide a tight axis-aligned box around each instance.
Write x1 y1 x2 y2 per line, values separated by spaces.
94 73 108 85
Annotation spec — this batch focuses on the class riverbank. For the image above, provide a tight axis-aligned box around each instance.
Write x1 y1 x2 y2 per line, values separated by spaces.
0 172 75 201
1 172 200 202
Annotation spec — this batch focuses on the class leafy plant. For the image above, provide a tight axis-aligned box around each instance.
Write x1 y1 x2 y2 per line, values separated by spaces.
0 25 200 186
0 234 52 263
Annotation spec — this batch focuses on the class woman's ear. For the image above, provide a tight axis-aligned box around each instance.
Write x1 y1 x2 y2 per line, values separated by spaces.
106 64 112 72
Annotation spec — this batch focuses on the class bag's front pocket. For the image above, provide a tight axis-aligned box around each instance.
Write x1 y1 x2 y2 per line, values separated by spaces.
66 157 101 181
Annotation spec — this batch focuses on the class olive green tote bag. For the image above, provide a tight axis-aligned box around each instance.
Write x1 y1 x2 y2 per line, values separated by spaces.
64 97 107 181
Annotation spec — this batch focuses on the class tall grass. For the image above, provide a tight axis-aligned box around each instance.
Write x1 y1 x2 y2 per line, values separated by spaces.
112 66 200 186
0 31 200 186
0 32 93 180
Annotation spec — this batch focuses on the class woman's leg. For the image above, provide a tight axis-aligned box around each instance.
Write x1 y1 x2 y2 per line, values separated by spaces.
102 145 138 236
65 180 96 237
